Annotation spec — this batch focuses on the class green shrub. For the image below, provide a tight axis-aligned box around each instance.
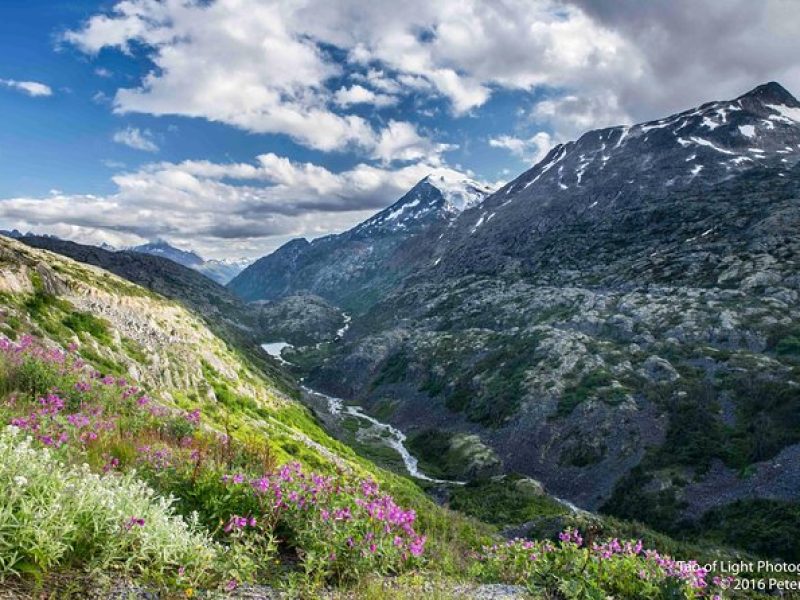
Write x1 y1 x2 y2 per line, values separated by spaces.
695 499 800 562
775 336 800 357
556 368 614 416
62 312 112 344
0 426 222 589
450 477 565 526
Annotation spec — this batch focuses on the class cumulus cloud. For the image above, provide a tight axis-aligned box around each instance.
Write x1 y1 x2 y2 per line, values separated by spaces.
489 132 555 164
372 121 455 164
0 79 53 97
62 0 411 156
63 0 800 144
112 127 159 152
563 0 800 120
528 91 630 139
333 84 396 107
62 0 636 143
0 155 480 258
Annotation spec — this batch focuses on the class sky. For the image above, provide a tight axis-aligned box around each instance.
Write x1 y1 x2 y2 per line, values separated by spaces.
1 0 799 259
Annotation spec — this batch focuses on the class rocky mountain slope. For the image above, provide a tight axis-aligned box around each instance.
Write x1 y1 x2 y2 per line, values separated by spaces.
229 173 492 312
289 82 800 559
17 235 290 388
131 239 250 284
0 235 287 428
427 81 800 279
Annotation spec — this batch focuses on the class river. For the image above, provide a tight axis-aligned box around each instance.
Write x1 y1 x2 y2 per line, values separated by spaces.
260 340 460 484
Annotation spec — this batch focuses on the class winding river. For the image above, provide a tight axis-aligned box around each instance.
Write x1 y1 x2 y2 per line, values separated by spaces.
260 340 585 513
260 340 460 484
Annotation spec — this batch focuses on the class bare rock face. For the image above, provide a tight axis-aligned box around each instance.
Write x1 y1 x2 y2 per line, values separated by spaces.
641 356 680 383
15 235 294 390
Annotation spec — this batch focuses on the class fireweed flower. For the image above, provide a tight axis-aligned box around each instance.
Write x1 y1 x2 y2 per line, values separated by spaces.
184 409 201 425
224 515 250 533
125 517 146 530
1 336 431 579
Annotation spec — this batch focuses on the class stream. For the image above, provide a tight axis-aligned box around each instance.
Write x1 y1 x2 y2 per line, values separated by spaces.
301 385 460 484
260 339 460 484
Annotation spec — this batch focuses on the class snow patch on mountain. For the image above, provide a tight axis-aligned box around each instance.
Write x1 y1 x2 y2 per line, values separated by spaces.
738 124 756 138
766 103 800 123
425 173 492 212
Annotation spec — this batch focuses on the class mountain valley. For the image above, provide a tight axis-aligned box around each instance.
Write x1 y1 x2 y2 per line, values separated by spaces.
234 83 800 562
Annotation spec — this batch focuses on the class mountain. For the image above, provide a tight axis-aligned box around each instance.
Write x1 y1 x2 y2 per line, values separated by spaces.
288 82 800 560
196 257 252 286
131 239 250 284
426 81 800 279
131 239 206 268
228 173 492 312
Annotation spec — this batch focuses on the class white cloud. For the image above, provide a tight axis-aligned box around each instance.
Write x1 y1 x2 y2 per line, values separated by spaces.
102 159 127 169
489 132 555 164
63 0 391 154
292 0 635 115
530 91 629 138
0 79 53 97
112 127 159 152
94 68 113 78
0 155 480 258
333 84 396 107
372 121 455 164
63 0 637 143
65 0 800 146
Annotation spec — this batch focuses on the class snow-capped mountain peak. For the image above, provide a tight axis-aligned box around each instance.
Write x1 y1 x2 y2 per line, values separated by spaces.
423 173 493 212
357 174 493 235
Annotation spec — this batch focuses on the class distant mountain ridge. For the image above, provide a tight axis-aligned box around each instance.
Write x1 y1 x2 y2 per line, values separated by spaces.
130 240 250 285
228 173 492 311
131 240 206 268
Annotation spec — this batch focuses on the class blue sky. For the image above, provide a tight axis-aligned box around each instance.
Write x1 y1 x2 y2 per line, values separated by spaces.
0 0 798 258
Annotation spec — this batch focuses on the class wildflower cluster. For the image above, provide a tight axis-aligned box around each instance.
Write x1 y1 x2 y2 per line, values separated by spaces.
0 426 221 589
0 336 200 462
0 336 425 589
473 529 735 599
221 462 426 582
0 334 744 597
